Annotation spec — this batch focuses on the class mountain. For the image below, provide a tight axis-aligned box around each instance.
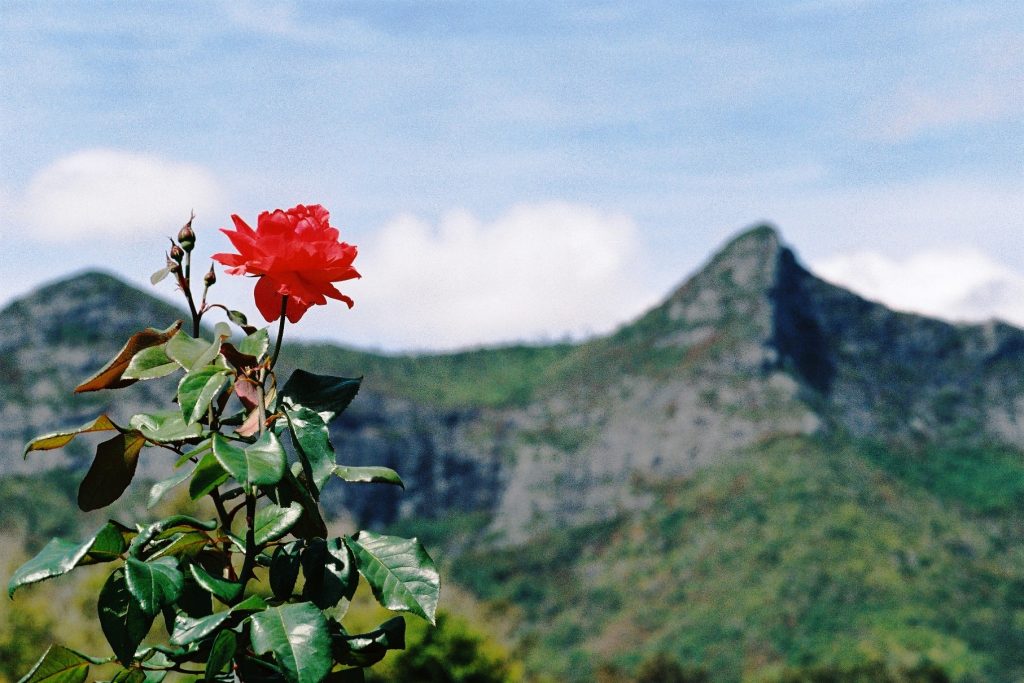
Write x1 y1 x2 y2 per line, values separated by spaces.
5 226 1024 681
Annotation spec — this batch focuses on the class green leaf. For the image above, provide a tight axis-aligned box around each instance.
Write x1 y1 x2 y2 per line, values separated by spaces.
212 432 286 493
122 345 178 381
17 645 90 683
270 470 328 541
249 603 331 683
23 415 122 457
98 568 154 665
165 331 222 372
206 630 237 679
239 327 270 360
284 407 335 495
124 557 184 617
148 531 210 560
331 617 405 668
270 543 302 600
77 433 146 512
170 610 231 646
110 669 146 683
254 503 304 545
170 594 266 646
129 412 203 444
345 531 440 624
189 564 242 604
75 322 183 393
301 538 357 609
147 468 193 509
279 370 361 422
129 515 218 559
189 453 229 500
8 522 128 597
227 309 249 327
332 465 404 489
178 366 230 425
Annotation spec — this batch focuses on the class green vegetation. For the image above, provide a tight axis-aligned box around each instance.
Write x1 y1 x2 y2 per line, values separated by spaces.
283 342 577 409
450 435 1024 681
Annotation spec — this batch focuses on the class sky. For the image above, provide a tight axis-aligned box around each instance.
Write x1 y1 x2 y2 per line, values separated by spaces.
1 1 1022 351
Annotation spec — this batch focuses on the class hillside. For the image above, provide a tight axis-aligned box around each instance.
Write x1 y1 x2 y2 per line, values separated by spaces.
4 225 1024 680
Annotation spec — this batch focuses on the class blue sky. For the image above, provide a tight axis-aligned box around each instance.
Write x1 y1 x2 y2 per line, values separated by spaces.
1 1 1022 350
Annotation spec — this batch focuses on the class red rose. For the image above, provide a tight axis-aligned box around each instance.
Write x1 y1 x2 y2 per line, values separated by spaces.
212 204 360 323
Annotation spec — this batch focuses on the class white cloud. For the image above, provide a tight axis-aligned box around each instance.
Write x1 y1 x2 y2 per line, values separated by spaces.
811 248 1024 327
290 202 658 351
18 149 225 242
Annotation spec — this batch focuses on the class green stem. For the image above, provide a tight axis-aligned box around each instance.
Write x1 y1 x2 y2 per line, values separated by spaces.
270 296 288 370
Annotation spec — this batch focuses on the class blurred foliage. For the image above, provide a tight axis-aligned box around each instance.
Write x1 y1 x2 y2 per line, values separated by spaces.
282 342 576 410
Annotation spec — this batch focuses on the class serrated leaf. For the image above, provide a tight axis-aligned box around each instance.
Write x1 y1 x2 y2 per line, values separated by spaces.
254 503 304 545
239 327 270 359
75 321 183 393
130 412 203 444
249 603 331 683
165 331 221 372
332 465 404 489
346 531 440 624
122 345 178 381
206 630 237 679
78 433 147 512
23 415 122 457
178 367 230 425
10 539 89 594
189 453 229 500
190 564 242 604
270 543 302 600
8 522 129 597
301 538 357 609
212 432 286 493
284 407 335 495
98 568 154 665
147 468 192 509
124 557 184 616
17 644 90 683
270 469 327 541
279 370 361 423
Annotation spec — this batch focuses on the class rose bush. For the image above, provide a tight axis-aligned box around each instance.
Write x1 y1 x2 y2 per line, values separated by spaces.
9 209 437 683
213 204 360 323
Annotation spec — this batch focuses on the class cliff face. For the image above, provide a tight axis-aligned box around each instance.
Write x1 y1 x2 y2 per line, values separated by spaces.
5 227 1024 540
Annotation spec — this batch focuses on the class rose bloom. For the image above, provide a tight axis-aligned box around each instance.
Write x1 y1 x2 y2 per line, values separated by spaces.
212 204 360 323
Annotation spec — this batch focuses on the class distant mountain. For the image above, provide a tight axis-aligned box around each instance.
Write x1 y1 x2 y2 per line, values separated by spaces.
5 227 1024 680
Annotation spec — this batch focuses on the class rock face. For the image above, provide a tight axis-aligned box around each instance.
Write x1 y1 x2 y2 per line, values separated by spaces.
5 227 1024 541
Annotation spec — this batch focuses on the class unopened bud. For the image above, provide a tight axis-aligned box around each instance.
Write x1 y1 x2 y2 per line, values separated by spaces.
178 214 196 252
169 243 184 262
203 264 216 287
167 256 182 275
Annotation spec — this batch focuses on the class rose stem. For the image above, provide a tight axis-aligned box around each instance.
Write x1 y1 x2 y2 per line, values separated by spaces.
269 296 288 371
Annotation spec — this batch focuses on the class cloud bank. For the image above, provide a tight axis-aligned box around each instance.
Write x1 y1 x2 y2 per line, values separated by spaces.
18 149 224 242
293 202 658 351
812 248 1024 328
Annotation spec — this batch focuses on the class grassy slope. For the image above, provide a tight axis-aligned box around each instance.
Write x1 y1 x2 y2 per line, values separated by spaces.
449 435 1024 682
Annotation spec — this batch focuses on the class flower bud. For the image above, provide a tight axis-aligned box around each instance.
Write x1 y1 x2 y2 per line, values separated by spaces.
178 215 196 252
167 256 182 275
203 264 216 287
169 243 184 263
